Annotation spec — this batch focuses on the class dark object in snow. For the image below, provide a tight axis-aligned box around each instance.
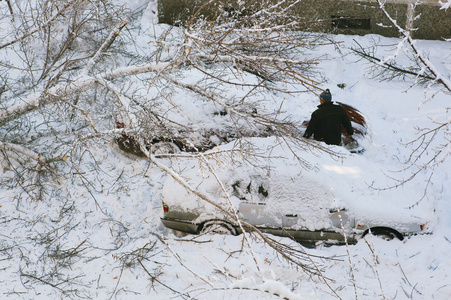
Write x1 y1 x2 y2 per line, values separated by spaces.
302 101 366 150
213 110 228 116
344 138 364 154
115 121 272 157
337 83 347 89
115 122 146 157
115 122 183 157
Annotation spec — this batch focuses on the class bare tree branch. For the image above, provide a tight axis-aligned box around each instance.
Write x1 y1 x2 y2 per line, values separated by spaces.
0 0 78 50
377 0 451 92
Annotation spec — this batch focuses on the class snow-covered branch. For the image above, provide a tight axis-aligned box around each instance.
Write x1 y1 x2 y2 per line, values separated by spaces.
439 0 451 10
0 141 66 165
0 61 173 127
82 19 130 76
197 53 319 67
0 0 78 50
377 0 451 92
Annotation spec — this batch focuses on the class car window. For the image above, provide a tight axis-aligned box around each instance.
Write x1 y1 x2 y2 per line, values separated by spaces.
231 175 269 202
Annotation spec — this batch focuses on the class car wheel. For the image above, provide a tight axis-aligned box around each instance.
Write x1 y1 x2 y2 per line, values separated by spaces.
200 220 237 236
365 227 403 241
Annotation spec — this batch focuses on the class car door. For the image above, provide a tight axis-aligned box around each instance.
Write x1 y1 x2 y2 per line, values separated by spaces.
238 201 285 237
282 212 329 241
281 207 356 243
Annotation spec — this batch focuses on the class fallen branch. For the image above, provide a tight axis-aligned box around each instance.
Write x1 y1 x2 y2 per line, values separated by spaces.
0 61 172 127
0 141 66 165
0 0 78 50
350 43 434 81
138 260 190 298
82 18 130 76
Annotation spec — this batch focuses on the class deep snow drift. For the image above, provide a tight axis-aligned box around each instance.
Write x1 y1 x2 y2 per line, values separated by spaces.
0 1 450 299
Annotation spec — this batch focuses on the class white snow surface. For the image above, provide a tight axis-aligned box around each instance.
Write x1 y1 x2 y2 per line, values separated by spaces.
1 1 451 299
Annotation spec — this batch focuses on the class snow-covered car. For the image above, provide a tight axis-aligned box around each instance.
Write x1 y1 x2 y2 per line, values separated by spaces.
160 138 430 245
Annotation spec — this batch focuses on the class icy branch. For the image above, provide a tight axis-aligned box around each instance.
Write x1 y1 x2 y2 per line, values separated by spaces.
198 53 318 66
82 19 129 76
377 0 451 92
439 0 451 10
0 62 172 127
0 141 66 164
0 0 78 50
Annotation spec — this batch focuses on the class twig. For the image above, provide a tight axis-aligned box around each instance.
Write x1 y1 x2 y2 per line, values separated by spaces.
153 233 213 288
362 236 386 300
20 273 65 292
138 260 190 298
0 0 78 49
350 45 434 81
108 265 124 300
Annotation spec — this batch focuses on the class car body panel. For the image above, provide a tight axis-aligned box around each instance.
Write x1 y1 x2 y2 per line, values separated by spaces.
160 174 415 245
161 217 199 234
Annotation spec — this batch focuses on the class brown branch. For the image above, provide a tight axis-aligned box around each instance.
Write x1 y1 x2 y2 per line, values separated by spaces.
138 260 189 297
0 141 67 165
5 0 14 17
20 273 65 292
350 47 434 81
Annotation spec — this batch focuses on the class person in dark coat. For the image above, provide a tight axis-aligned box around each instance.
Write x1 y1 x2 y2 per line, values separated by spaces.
303 89 353 146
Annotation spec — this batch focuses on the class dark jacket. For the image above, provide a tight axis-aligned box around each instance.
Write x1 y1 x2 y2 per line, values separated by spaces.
303 102 353 146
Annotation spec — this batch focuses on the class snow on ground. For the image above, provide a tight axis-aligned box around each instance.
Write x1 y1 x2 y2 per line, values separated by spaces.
1 1 451 299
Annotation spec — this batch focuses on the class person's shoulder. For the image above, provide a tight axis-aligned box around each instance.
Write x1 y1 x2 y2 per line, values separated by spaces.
322 102 339 110
332 103 346 110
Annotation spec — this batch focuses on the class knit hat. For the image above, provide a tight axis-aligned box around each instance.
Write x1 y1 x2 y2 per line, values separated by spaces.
320 89 332 102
